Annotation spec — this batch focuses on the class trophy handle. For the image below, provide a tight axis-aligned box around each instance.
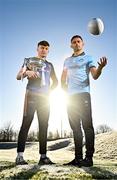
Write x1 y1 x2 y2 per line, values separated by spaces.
41 66 46 86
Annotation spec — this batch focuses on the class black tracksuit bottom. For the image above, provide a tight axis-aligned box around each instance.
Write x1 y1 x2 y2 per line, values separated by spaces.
67 92 95 159
17 90 49 155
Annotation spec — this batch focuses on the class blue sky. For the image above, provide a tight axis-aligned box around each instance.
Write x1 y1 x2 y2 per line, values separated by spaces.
0 0 117 132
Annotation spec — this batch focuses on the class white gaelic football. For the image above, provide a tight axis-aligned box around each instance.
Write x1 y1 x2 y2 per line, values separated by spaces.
88 18 104 35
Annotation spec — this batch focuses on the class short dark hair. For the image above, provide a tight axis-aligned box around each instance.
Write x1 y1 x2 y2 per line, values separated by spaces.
71 35 83 42
37 40 50 47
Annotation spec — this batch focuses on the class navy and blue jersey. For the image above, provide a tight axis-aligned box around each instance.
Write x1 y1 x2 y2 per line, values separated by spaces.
63 53 96 95
22 57 56 94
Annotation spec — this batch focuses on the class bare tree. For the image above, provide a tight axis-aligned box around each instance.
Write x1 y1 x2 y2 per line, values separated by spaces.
0 122 15 142
95 124 112 134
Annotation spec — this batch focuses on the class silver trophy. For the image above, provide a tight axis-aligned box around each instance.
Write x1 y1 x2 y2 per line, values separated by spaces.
23 58 46 86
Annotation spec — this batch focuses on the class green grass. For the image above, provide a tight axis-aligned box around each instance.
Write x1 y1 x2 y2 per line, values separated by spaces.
0 161 117 180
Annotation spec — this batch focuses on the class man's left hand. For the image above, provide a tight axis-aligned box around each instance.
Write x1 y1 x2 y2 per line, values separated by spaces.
98 57 107 69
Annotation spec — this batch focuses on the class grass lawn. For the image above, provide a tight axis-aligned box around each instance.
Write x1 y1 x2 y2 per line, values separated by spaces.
0 160 117 179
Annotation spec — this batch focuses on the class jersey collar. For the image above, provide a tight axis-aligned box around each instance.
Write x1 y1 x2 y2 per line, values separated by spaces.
72 52 85 57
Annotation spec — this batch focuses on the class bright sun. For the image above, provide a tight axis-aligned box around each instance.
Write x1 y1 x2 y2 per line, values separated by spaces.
49 87 68 110
49 87 70 133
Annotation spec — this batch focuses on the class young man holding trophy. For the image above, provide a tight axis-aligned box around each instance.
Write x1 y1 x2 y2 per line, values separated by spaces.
16 41 58 165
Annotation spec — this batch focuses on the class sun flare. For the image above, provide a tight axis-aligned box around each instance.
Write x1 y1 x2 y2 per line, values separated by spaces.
49 87 68 109
49 87 70 133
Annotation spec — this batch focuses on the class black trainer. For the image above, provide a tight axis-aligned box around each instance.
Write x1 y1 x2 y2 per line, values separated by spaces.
82 157 93 167
38 157 55 165
15 156 28 165
64 158 83 167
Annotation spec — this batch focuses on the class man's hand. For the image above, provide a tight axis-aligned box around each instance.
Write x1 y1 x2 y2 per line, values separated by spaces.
97 57 107 69
26 70 39 79
90 56 107 80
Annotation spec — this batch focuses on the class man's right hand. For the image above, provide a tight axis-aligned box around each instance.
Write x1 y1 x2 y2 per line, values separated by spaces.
26 70 39 79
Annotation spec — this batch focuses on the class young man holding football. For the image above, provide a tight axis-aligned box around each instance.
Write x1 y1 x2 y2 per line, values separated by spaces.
61 35 107 167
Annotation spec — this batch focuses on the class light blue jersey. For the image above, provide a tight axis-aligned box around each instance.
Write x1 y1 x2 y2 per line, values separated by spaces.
63 52 96 95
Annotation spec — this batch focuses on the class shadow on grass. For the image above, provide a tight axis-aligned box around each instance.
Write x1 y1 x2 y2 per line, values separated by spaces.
0 142 33 149
82 165 117 179
48 140 71 151
3 164 48 180
0 161 15 172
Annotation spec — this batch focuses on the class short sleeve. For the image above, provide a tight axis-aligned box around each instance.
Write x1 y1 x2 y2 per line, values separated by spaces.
50 63 57 80
22 58 29 68
88 56 96 68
